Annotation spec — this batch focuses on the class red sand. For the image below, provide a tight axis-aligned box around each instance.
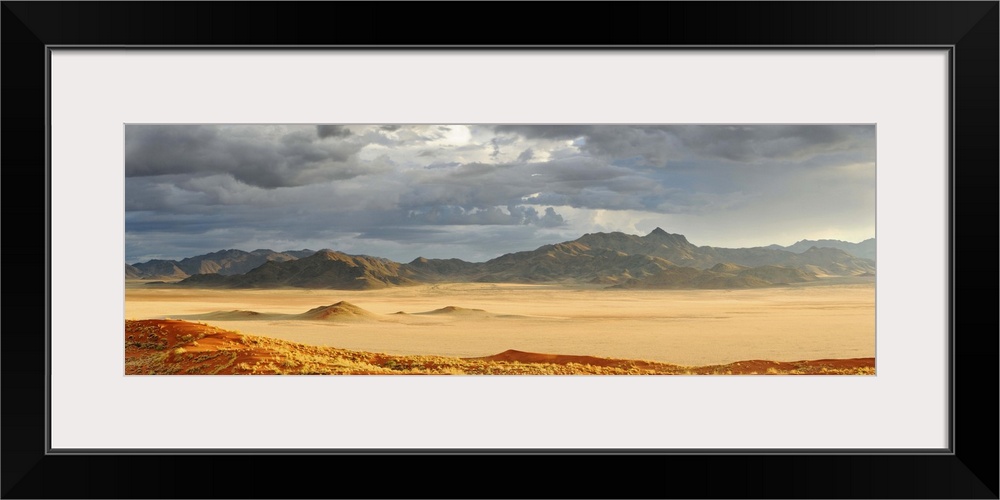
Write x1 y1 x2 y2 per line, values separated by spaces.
126 319 874 375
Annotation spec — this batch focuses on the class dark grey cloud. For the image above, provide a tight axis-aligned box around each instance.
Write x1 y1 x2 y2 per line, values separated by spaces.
661 125 874 163
490 138 501 160
125 125 378 189
580 126 677 166
538 207 565 227
316 125 352 138
423 161 461 169
495 124 875 167
535 157 633 183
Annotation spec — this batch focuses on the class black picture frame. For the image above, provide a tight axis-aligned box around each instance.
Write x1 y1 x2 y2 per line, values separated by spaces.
3 2 996 498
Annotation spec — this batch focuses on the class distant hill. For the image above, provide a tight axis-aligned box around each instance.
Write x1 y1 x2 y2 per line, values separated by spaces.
125 263 144 279
130 259 188 280
404 257 482 282
767 238 875 260
145 229 875 290
175 250 418 290
128 248 316 279
175 249 300 275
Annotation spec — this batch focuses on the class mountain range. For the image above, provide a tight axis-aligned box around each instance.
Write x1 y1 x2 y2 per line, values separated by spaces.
767 238 875 261
130 228 875 290
176 250 418 290
129 248 317 279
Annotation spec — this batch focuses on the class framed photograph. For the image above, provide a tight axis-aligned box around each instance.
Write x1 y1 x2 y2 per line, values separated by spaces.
4 2 996 498
122 121 878 379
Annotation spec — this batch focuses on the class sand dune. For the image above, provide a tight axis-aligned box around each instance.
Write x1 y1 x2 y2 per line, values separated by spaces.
294 301 379 321
176 310 279 321
417 305 488 315
179 302 529 320
176 301 384 322
172 300 520 325
410 305 529 319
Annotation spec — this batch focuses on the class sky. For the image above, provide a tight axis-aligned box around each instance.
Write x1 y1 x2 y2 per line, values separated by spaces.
125 124 876 264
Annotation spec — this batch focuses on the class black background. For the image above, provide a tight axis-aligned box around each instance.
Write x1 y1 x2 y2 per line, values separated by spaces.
2 2 997 498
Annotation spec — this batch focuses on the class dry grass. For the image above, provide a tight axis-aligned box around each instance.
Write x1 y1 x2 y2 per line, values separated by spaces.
125 319 875 375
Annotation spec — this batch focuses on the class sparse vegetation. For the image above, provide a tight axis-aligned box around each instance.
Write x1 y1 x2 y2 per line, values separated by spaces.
125 319 875 376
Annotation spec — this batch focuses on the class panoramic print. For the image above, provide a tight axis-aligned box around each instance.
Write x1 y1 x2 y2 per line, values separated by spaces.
125 124 876 375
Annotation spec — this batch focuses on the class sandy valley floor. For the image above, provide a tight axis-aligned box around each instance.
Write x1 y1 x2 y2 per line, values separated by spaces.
125 281 875 366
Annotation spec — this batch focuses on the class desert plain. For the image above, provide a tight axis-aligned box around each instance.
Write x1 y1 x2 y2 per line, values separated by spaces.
125 279 875 374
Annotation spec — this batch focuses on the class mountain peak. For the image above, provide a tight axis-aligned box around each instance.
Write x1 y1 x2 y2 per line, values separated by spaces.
644 227 690 244
304 249 356 262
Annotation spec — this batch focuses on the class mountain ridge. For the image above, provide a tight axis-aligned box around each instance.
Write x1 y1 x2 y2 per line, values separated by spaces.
767 238 875 260
129 248 316 279
134 229 875 290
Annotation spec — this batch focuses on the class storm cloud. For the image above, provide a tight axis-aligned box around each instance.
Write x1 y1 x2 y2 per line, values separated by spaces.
495 124 875 167
125 124 875 263
125 125 380 188
316 124 352 138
